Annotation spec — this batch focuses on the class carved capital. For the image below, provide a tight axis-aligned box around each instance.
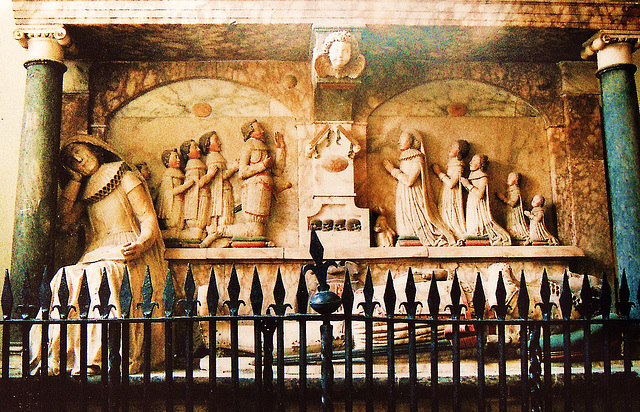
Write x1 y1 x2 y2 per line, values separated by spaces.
582 30 640 70
13 25 72 63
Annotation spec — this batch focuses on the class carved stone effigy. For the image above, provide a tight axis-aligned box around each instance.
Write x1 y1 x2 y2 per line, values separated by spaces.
29 135 167 375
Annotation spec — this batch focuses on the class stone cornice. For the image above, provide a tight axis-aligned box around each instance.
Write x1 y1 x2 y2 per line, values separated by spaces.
12 1 640 29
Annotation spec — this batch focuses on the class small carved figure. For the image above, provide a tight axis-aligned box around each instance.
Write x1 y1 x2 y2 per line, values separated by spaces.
432 140 469 240
198 131 239 248
373 207 396 247
30 135 166 375
384 130 456 247
524 195 559 245
180 139 209 239
314 30 366 79
496 172 530 244
156 149 194 237
460 154 511 246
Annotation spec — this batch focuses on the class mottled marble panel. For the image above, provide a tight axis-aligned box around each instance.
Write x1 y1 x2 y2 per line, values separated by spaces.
559 61 600 95
61 93 90 139
564 95 604 161
568 159 614 273
545 127 573 246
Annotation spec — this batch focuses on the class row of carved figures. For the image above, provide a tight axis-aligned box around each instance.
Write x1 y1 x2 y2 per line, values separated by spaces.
378 130 558 247
153 120 286 247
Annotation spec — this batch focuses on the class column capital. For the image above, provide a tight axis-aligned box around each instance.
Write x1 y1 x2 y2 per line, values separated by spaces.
13 25 72 63
581 30 640 71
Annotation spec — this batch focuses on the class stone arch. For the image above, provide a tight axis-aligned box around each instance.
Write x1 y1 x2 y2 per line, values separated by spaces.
365 79 553 236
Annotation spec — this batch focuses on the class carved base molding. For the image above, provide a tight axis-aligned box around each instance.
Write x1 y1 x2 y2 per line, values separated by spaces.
165 245 584 261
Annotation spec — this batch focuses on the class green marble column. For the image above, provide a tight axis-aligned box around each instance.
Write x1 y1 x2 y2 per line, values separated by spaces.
597 63 640 318
10 58 66 303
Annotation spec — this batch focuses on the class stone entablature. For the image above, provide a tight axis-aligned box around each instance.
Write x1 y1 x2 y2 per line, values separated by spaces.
12 1 640 29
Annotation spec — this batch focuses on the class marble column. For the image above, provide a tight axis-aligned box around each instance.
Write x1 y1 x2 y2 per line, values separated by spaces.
11 26 69 302
583 31 640 318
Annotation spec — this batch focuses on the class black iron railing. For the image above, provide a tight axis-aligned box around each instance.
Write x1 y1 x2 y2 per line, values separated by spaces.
0 235 639 411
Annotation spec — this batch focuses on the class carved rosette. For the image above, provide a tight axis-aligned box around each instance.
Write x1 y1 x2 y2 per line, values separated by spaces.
14 25 72 63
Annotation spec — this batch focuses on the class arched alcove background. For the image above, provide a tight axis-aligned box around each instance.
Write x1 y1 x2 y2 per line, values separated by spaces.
366 79 554 236
105 78 300 247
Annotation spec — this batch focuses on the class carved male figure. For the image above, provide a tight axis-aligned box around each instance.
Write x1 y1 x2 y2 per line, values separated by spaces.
180 139 209 239
383 130 456 247
198 131 239 248
214 120 286 240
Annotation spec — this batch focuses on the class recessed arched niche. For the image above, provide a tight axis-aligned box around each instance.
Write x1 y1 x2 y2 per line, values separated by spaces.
104 78 299 248
366 79 554 237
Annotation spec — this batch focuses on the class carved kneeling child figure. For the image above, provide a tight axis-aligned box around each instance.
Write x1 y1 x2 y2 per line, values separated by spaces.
524 195 559 246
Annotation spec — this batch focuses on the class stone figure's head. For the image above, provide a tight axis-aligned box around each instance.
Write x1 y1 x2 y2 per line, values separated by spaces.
507 172 520 186
322 31 360 70
322 219 334 231
449 139 470 160
63 143 101 177
398 129 423 151
199 130 221 154
334 219 346 231
309 219 322 231
347 218 361 231
470 154 488 172
180 139 201 163
531 194 545 208
161 149 182 169
242 119 265 142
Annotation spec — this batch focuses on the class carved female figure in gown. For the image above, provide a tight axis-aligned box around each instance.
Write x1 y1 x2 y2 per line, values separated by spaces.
383 130 456 247
460 154 512 246
30 135 166 375
156 149 193 238
431 140 469 241
180 139 209 239
198 131 239 247
525 195 559 245
496 172 530 244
